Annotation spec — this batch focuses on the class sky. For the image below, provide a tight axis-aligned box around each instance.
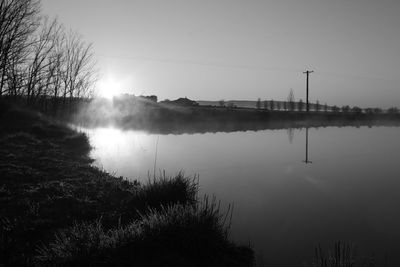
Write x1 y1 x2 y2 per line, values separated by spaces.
41 0 400 107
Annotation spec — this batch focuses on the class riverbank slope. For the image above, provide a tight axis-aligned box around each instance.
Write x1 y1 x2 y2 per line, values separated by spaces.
0 102 253 266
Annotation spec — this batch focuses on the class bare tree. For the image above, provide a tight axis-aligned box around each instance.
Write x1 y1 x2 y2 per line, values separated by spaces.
287 88 295 111
352 106 362 114
323 103 328 112
332 105 339 113
263 100 268 110
341 105 350 113
45 23 65 101
61 30 97 101
387 107 398 114
373 108 382 114
0 0 41 96
256 98 261 109
25 18 62 101
315 100 320 112
227 102 235 109
277 101 282 111
0 0 98 116
298 99 304 112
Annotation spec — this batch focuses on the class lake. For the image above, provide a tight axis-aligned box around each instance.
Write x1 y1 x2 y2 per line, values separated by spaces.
82 126 400 266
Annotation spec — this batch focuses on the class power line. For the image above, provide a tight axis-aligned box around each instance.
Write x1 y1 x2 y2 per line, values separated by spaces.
98 54 400 83
97 53 303 73
317 70 400 83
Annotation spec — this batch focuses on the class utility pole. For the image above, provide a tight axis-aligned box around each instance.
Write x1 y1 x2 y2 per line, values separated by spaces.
303 70 314 112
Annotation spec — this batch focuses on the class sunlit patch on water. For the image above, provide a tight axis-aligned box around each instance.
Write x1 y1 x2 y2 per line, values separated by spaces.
80 127 158 178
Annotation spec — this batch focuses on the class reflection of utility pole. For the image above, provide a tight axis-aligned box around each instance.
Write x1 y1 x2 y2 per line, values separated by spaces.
303 127 312 164
303 70 314 112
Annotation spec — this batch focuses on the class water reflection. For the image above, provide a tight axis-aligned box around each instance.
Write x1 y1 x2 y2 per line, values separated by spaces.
286 128 294 144
288 127 312 164
303 127 312 164
83 126 400 266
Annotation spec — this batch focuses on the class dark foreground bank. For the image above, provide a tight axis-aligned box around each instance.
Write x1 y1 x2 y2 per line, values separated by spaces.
0 103 253 266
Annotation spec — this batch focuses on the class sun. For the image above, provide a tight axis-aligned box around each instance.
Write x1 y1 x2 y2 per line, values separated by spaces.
96 75 125 99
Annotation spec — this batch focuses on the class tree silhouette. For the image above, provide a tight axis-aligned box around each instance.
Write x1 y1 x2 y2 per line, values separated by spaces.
26 18 62 101
61 30 96 101
298 99 304 112
315 100 320 112
287 89 295 111
0 0 97 108
0 0 41 96
270 99 274 111
365 108 373 114
263 100 268 110
341 105 350 113
256 98 261 109
277 101 282 111
227 102 235 109
352 106 362 114
388 107 399 114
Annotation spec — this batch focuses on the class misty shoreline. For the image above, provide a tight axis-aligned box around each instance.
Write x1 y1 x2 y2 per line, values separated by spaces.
74 101 400 134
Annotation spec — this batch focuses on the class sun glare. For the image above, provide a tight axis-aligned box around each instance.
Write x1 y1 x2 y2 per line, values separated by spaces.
97 75 126 99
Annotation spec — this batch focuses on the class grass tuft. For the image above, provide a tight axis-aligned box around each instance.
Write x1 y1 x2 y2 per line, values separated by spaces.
137 172 199 208
36 198 253 266
311 241 382 267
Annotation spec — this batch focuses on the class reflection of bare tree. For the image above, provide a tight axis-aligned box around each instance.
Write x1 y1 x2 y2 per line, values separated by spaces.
287 127 294 144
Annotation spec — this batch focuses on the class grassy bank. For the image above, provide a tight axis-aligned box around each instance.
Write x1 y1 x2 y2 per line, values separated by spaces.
0 103 253 266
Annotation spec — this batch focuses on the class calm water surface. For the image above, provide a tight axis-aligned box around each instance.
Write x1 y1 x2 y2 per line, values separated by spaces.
82 126 400 266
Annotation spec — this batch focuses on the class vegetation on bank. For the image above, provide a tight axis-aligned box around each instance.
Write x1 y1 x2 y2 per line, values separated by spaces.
36 200 250 266
0 103 253 266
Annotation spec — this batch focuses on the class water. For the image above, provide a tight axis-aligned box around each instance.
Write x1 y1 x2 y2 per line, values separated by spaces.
83 126 400 266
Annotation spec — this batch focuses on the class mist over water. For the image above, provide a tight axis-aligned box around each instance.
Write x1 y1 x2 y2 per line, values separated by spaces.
82 125 400 266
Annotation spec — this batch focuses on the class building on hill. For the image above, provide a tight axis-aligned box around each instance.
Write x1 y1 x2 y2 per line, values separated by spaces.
161 97 199 107
139 95 158 102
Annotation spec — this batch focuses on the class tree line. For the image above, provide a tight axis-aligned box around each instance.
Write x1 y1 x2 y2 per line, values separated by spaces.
0 0 97 111
255 89 398 114
255 99 398 114
219 87 398 114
